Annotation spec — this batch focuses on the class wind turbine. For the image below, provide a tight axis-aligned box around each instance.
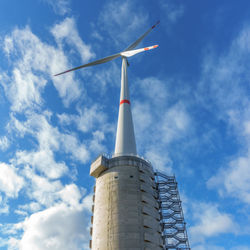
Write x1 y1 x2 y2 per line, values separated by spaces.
55 21 160 157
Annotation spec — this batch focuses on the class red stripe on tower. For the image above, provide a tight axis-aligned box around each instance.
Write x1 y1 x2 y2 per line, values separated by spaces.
120 99 130 105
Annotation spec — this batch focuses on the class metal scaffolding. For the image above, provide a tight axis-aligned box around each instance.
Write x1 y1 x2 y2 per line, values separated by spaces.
155 171 190 250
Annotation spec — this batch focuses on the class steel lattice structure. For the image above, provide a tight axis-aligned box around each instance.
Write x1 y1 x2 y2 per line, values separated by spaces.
155 172 191 250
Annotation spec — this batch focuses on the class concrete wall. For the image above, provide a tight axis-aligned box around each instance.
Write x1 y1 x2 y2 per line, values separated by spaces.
90 156 163 250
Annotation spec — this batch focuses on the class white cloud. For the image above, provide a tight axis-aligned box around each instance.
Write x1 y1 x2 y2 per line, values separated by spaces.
6 110 92 211
131 74 192 173
0 236 9 249
133 102 152 135
17 203 90 250
8 185 92 250
57 106 111 156
1 18 93 109
207 154 250 204
98 0 149 48
190 203 235 243
0 136 10 151
21 166 63 207
16 149 68 179
18 202 41 214
133 76 191 145
91 62 120 92
43 0 71 15
230 246 250 250
160 0 185 23
7 114 27 137
51 18 94 63
1 63 47 112
9 111 90 166
89 130 106 153
160 102 191 143
0 163 24 198
7 237 19 250
145 148 172 173
15 167 84 212
192 245 225 250
60 133 90 163
0 195 9 214
243 121 250 135
9 112 68 179
198 26 250 113
58 184 82 207
58 105 107 133
10 110 59 151
137 101 190 146
57 113 72 126
136 77 168 105
76 105 108 133
2 27 49 111
199 26 250 205
81 193 93 213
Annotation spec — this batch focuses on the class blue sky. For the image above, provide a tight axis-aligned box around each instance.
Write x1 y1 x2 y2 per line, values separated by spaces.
0 0 250 249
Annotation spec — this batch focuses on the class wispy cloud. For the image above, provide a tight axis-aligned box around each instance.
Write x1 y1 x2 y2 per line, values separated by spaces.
42 0 71 16
51 18 95 63
57 105 107 133
0 195 10 214
1 18 94 109
160 0 185 23
0 136 10 151
98 0 149 48
0 163 24 198
21 166 63 207
207 153 250 204
132 75 192 173
192 245 226 250
16 149 68 179
57 105 113 155
9 111 90 166
198 25 250 205
190 202 236 244
230 246 250 250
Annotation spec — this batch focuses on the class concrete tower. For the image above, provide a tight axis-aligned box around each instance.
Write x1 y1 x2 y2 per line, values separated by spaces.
89 55 163 249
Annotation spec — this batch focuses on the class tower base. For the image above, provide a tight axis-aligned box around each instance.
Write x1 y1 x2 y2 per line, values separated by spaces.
90 155 163 250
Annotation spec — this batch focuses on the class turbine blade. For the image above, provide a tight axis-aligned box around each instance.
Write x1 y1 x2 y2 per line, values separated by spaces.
54 53 121 76
54 21 160 76
124 20 160 52
121 45 158 57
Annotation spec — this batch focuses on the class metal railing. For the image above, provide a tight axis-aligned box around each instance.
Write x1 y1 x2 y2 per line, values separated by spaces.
155 172 191 250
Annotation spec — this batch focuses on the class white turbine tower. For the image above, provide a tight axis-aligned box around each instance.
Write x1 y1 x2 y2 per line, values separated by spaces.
55 21 164 250
55 21 159 157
